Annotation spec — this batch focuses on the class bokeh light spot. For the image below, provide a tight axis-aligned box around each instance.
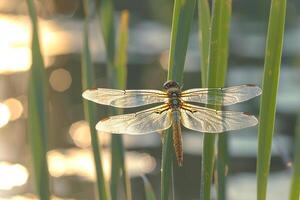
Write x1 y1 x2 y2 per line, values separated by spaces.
47 149 156 181
69 120 91 148
0 162 29 190
49 68 72 92
4 98 23 121
0 103 10 128
159 50 169 70
0 47 31 74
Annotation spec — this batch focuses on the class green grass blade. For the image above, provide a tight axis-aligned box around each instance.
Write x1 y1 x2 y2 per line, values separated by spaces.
167 0 196 82
162 0 196 200
206 0 231 87
97 1 131 198
110 136 124 200
97 0 115 67
81 1 110 200
198 0 210 87
26 0 50 199
199 0 231 199
257 0 286 199
96 1 121 198
197 2 211 199
114 11 132 200
161 130 173 200
114 11 129 90
289 116 300 200
142 176 157 200
215 134 229 200
213 1 231 200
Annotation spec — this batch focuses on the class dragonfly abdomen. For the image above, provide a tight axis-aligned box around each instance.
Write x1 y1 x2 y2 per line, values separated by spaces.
172 110 183 166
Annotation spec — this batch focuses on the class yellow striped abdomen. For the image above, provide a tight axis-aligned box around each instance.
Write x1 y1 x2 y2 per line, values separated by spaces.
172 110 183 166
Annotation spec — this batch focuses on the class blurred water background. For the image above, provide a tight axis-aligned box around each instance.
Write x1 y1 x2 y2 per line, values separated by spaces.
0 0 299 199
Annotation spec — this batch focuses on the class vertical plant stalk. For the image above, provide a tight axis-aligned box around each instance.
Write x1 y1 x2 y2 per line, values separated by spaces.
198 2 211 198
82 1 110 200
257 0 286 199
97 0 131 198
98 0 115 72
198 1 211 198
114 11 132 200
214 1 231 199
289 116 300 200
198 0 210 87
199 0 231 200
96 1 120 199
215 134 229 200
162 0 196 200
26 0 50 199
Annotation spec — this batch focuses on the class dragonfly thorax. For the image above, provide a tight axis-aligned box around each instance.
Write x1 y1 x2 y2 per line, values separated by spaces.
171 98 180 106
168 95 181 109
164 81 182 109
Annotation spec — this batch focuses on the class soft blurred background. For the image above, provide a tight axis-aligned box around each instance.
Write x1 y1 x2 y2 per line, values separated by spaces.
0 0 299 199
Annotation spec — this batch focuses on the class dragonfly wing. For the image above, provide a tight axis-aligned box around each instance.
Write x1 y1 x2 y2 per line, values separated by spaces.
180 104 258 133
82 88 167 108
96 105 172 134
181 84 261 106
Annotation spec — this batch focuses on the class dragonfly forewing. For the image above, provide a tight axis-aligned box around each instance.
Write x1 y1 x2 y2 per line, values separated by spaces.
82 88 168 108
181 84 262 106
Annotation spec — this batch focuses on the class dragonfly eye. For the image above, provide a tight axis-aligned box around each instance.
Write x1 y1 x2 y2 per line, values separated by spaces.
163 80 180 89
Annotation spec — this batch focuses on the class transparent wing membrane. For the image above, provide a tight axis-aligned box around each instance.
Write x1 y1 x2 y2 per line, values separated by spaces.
180 104 258 133
96 105 172 134
82 88 167 108
181 84 261 106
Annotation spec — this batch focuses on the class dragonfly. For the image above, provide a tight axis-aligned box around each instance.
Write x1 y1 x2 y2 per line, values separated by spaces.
82 80 262 166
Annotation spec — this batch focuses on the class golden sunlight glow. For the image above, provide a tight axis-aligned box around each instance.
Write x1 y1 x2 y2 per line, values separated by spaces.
0 194 36 200
0 15 31 74
0 162 29 190
47 149 156 181
69 120 91 148
125 151 156 177
46 150 66 177
4 98 23 121
0 103 10 128
49 68 72 92
0 47 31 74
0 15 72 74
47 149 95 181
0 194 75 200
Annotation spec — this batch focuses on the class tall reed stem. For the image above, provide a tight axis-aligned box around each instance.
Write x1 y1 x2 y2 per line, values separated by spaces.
81 1 110 199
257 0 286 199
27 0 50 199
161 0 196 199
199 0 231 199
97 0 131 198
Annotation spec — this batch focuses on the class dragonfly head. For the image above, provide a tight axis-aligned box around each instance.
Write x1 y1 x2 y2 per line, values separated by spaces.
163 80 180 90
